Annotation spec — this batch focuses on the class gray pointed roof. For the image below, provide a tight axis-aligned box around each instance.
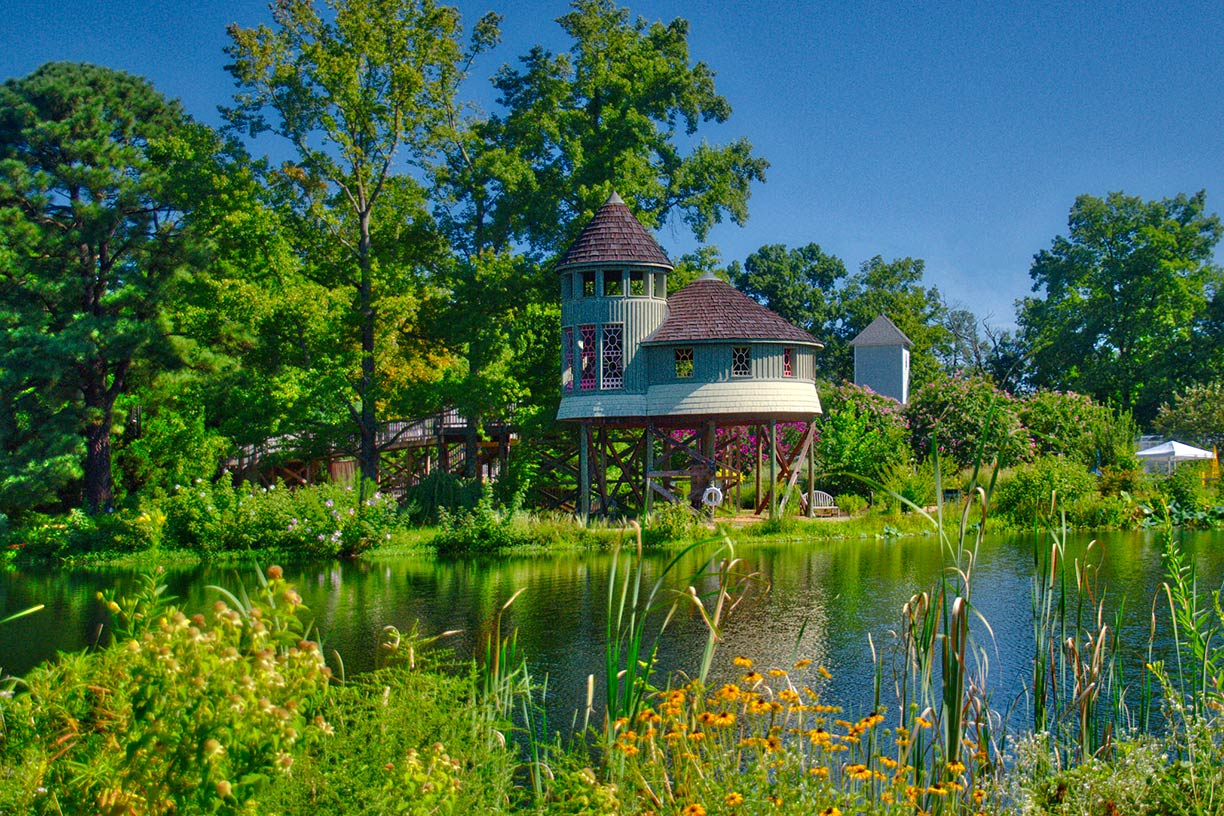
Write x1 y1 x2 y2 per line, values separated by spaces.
556 192 672 270
641 276 823 347
849 314 913 348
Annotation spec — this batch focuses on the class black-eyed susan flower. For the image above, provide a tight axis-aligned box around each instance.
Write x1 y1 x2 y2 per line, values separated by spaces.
725 791 745 806
682 804 707 816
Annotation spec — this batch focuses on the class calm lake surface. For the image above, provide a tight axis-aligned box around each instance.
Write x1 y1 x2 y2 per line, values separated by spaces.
4 529 1223 724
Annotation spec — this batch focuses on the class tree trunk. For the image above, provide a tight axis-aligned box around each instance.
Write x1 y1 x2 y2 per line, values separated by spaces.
83 393 114 514
358 209 379 484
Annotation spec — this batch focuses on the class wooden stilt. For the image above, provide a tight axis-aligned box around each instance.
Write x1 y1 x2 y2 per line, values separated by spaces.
578 423 590 521
769 419 778 518
644 422 655 515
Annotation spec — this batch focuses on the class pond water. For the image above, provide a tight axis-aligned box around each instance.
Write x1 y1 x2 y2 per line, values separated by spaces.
3 529 1223 726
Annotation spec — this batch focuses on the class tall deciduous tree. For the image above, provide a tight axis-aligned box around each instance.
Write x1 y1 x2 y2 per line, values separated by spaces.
485 0 769 256
729 243 847 340
830 256 949 384
0 63 209 513
430 0 766 472
1019 191 1223 423
224 0 483 482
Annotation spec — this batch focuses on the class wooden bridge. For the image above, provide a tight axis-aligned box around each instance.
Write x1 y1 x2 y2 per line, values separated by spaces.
225 409 515 497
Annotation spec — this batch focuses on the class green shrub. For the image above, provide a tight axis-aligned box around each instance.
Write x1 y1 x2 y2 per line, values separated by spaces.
432 486 531 555
837 493 868 515
814 382 910 497
1158 462 1211 509
1098 465 1142 497
403 471 482 524
993 456 1096 524
1021 390 1138 470
906 372 1027 468
262 665 514 815
642 500 698 544
879 460 936 511
0 568 332 815
160 478 406 557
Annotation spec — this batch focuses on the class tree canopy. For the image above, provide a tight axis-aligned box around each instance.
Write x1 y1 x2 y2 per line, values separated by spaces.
483 0 768 257
0 62 212 512
1018 191 1223 423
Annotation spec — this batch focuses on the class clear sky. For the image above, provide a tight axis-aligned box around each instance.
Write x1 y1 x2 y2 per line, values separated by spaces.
4 0 1223 327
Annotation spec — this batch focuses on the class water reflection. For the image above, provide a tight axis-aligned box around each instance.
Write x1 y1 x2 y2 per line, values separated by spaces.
2 530 1221 726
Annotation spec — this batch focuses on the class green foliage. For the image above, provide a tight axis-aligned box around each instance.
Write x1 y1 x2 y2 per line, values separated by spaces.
262 665 514 816
815 382 910 497
0 568 332 815
114 401 231 499
1157 463 1212 511
906 372 1026 468
729 242 847 336
837 493 868 515
878 459 937 512
642 500 698 544
1019 190 1224 423
1155 380 1224 449
485 0 768 256
993 456 1097 524
0 62 219 513
404 471 483 524
1021 390 1137 470
161 479 405 557
432 485 531 555
828 255 950 384
224 0 479 480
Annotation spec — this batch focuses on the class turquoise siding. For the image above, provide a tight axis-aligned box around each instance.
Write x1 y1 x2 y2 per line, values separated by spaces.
646 343 818 384
559 267 668 404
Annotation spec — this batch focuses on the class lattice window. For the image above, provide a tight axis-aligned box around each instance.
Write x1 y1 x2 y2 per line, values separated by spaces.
604 271 623 297
582 271 596 297
579 324 597 390
674 347 694 378
601 324 624 389
562 327 574 392
629 270 646 296
732 346 751 377
783 347 794 377
653 271 666 298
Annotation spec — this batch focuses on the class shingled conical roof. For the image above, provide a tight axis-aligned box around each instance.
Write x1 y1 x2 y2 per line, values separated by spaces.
557 192 672 270
642 274 823 346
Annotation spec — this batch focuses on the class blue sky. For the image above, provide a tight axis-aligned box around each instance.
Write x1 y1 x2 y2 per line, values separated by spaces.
4 0 1223 327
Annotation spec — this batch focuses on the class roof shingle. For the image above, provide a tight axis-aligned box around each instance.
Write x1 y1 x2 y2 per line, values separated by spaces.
642 275 823 346
849 314 913 348
556 192 672 270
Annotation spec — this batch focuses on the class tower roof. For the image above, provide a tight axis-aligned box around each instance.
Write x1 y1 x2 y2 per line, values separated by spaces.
556 192 672 270
849 314 913 348
642 275 823 346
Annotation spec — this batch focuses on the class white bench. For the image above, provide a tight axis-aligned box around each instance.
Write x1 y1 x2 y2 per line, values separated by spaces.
810 490 839 517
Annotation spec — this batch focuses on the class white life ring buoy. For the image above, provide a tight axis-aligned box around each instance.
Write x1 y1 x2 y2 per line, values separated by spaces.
701 485 724 507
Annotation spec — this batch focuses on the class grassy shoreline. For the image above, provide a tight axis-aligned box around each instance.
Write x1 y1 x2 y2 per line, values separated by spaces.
6 505 1159 572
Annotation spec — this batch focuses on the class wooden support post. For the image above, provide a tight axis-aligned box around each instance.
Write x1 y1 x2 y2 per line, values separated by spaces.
644 423 655 516
769 419 778 518
578 423 590 522
807 422 816 518
755 426 763 512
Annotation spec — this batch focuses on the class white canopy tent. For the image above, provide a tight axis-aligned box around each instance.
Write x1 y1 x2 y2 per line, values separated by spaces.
1135 440 1216 473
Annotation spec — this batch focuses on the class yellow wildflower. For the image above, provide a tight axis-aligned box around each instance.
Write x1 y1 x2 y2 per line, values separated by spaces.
682 805 707 816
724 792 745 806
733 656 753 668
